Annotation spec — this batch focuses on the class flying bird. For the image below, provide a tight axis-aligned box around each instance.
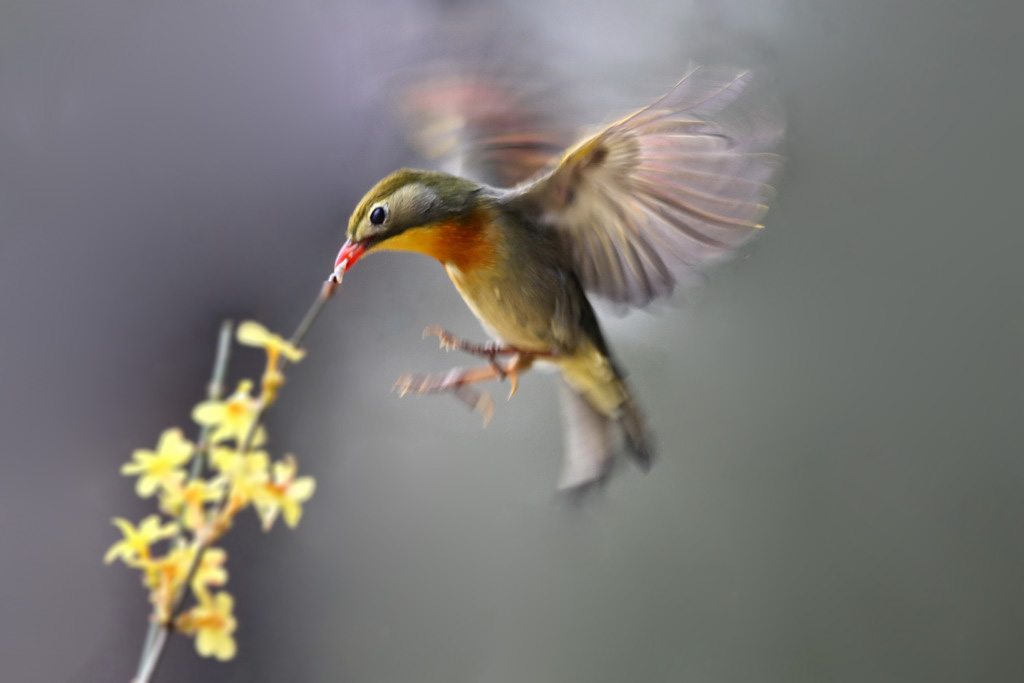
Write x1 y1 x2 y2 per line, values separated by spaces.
332 66 783 492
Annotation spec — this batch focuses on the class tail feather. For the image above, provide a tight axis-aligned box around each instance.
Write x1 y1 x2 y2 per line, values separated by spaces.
617 390 655 472
557 375 654 492
558 379 614 491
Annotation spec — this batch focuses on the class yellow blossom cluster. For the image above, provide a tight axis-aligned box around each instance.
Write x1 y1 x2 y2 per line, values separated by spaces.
104 321 315 662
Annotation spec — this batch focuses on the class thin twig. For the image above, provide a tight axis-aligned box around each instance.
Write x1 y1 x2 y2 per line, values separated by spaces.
190 320 235 477
132 279 338 683
289 278 339 351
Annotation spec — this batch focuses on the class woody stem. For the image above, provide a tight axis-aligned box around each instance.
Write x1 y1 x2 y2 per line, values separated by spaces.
133 320 234 682
133 628 169 683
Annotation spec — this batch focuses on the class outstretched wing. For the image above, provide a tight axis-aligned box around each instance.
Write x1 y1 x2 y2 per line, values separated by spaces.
513 67 784 307
397 66 574 188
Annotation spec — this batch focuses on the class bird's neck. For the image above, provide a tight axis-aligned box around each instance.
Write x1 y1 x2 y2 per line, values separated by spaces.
372 207 501 272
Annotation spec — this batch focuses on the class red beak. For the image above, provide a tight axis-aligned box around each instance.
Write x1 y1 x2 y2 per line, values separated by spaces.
334 239 367 273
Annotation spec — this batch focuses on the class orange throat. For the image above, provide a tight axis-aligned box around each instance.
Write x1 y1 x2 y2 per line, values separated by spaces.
369 208 500 273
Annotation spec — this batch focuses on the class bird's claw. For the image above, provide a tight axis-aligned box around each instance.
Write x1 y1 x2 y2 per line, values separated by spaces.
421 326 511 359
392 372 415 397
422 325 457 352
473 391 495 427
404 328 538 423
506 370 519 399
393 370 494 426
392 369 460 395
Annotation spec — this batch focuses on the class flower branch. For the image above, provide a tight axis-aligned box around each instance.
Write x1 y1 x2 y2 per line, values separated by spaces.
106 279 338 683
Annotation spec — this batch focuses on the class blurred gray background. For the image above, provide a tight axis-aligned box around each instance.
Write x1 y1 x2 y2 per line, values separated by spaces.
2 0 1023 681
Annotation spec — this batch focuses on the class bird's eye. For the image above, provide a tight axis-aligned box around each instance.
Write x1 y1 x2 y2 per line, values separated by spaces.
369 206 387 225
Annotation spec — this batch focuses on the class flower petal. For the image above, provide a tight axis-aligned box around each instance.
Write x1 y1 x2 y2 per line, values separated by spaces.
215 591 234 613
156 428 184 452
277 343 306 363
289 477 316 503
213 632 237 660
136 475 160 498
272 458 296 483
111 517 136 538
138 514 163 537
120 460 146 476
195 629 218 658
236 320 271 347
103 541 127 564
281 499 302 528
192 401 226 426
249 425 267 448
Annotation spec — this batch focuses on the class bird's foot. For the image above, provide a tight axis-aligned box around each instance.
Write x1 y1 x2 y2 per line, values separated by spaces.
394 371 495 425
393 354 531 425
422 325 550 396
423 325 515 358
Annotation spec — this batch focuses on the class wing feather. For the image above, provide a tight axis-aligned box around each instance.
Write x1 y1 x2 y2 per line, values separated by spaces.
512 66 784 307
397 66 574 188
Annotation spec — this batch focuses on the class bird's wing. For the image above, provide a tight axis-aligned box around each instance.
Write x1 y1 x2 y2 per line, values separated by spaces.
396 65 574 188
512 66 784 307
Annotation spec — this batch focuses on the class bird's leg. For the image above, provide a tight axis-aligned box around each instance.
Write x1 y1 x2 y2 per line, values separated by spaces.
422 326 549 382
394 353 535 425
423 325 517 358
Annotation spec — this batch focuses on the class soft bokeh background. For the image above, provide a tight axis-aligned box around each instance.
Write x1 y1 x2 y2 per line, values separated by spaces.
2 0 1023 681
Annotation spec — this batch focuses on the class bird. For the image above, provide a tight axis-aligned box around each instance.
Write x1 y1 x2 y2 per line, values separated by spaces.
331 66 783 492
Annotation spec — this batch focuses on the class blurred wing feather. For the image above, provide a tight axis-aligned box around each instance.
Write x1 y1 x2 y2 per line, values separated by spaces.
398 70 573 188
514 66 783 307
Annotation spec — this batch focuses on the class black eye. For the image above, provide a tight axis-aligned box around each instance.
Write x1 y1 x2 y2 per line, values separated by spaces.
369 206 387 225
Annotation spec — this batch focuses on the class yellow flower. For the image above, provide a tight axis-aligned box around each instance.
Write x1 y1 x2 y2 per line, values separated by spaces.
177 591 237 661
192 380 266 447
191 546 228 599
103 515 178 565
236 320 305 363
254 456 315 530
120 429 194 498
140 545 187 589
212 447 269 509
237 321 305 404
159 477 223 532
139 545 229 621
140 545 191 621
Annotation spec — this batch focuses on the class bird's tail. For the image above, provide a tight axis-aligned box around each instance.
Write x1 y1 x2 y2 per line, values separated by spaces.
616 388 654 471
556 351 654 492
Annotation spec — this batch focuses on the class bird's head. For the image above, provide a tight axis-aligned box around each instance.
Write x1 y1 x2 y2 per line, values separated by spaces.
333 169 482 277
